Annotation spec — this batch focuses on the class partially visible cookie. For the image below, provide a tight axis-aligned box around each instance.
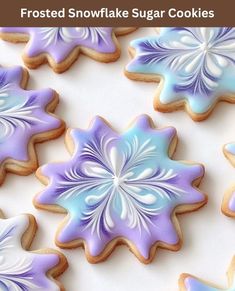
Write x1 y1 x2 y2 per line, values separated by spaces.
179 256 235 290
125 28 235 121
0 27 136 73
0 210 67 290
0 66 64 185
222 143 235 217
34 115 206 263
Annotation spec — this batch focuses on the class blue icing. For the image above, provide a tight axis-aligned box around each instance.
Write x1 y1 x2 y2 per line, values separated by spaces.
55 119 188 224
185 277 235 291
186 277 220 291
225 143 235 155
127 28 235 115
0 73 36 142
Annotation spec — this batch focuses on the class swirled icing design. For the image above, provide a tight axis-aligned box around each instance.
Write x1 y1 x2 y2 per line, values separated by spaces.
35 115 206 262
126 28 235 117
0 66 63 183
0 214 64 290
0 27 132 70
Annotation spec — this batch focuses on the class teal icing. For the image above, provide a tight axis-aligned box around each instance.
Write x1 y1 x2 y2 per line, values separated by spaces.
126 28 235 116
36 115 205 258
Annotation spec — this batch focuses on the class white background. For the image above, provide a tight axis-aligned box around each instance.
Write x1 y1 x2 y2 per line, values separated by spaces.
0 27 235 290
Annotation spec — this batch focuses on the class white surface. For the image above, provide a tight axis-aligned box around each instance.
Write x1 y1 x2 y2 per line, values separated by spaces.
0 27 234 291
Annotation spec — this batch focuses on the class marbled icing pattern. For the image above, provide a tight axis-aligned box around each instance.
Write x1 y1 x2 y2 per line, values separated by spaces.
0 27 131 69
126 28 235 117
0 214 64 291
0 66 62 183
35 115 206 262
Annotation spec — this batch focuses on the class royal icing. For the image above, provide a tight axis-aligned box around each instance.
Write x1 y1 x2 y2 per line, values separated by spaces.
0 66 62 182
0 214 63 290
182 277 222 291
180 257 235 291
35 115 206 261
0 27 125 63
126 27 235 117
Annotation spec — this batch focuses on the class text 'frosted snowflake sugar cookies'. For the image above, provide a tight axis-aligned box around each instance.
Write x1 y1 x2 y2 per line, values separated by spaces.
222 143 235 217
0 27 135 73
125 28 235 121
0 66 64 185
0 211 67 290
34 115 207 263
179 256 235 291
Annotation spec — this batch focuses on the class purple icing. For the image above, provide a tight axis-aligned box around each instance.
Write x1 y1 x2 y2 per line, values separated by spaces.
0 27 117 63
0 214 64 291
126 28 235 117
183 277 219 291
0 66 62 169
35 115 206 261
228 192 235 212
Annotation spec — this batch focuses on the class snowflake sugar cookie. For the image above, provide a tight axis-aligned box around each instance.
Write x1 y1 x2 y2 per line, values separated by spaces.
0 66 64 184
0 211 67 290
0 27 135 73
34 115 206 263
179 256 235 291
125 28 235 121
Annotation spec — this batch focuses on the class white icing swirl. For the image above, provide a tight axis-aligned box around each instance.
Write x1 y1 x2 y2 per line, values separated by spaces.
39 27 109 46
55 135 185 237
0 216 39 291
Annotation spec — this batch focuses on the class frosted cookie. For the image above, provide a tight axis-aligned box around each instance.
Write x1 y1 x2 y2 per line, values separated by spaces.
0 27 135 73
125 28 235 121
0 210 67 290
222 143 235 216
179 256 235 290
0 66 64 185
34 115 206 263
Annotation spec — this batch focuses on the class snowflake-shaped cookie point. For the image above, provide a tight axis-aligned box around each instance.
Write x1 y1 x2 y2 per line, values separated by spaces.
0 66 64 185
34 115 206 263
222 143 235 217
0 27 135 73
125 27 235 121
0 210 67 291
179 256 235 291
